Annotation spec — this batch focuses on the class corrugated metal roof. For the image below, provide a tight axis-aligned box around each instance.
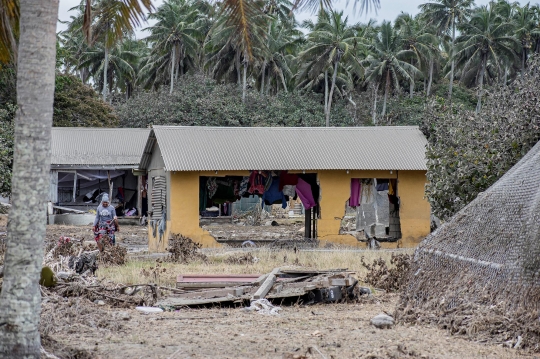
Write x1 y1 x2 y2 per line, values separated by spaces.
52 128 150 167
141 126 427 171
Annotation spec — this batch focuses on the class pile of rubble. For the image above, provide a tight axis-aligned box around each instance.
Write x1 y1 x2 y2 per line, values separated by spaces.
155 268 368 309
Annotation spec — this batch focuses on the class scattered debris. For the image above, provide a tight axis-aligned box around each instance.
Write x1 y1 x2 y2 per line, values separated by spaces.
98 244 127 265
166 234 207 263
136 306 164 314
224 252 258 265
370 313 395 329
156 268 359 308
242 299 281 315
360 253 411 292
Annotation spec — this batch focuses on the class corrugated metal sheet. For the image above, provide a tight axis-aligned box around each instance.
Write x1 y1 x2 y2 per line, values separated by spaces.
142 126 428 171
51 128 150 167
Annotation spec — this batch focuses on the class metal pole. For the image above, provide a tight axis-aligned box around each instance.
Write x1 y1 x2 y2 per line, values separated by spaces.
305 207 311 239
72 171 77 202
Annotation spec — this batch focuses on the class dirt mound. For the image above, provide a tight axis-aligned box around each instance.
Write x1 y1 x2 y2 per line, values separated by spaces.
166 234 207 263
41 336 94 359
360 253 411 292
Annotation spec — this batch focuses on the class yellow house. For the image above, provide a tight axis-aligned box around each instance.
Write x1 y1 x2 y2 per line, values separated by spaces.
139 126 430 252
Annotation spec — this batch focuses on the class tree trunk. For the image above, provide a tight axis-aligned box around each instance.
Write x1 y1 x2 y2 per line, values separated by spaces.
170 44 176 94
260 61 266 95
504 66 508 86
409 73 414 99
0 1 58 358
427 58 433 96
476 55 486 113
326 61 339 127
324 69 328 118
448 17 456 101
242 62 247 103
103 32 109 102
279 70 288 93
522 46 527 76
381 70 390 116
372 82 379 125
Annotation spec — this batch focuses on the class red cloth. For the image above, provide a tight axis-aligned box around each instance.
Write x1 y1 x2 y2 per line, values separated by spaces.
279 171 299 191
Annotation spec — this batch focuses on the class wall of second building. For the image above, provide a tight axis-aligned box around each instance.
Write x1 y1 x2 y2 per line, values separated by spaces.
316 170 430 248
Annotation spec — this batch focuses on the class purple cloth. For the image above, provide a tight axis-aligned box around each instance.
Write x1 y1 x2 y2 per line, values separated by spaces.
296 178 316 209
349 179 361 207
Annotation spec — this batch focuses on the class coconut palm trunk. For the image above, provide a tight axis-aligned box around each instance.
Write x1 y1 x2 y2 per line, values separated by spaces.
0 1 58 357
381 70 390 116
476 54 487 113
427 58 434 96
324 69 328 118
325 60 339 127
448 16 456 101
242 61 247 103
372 82 379 124
260 61 266 95
170 44 176 94
103 31 109 102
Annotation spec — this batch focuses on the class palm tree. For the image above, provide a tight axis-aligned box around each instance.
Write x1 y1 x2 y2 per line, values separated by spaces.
363 21 420 120
298 10 364 126
259 19 302 94
206 0 268 103
0 0 19 64
79 38 139 99
144 0 208 94
419 0 473 101
512 3 540 74
454 4 519 112
90 0 150 101
395 13 438 97
0 1 151 356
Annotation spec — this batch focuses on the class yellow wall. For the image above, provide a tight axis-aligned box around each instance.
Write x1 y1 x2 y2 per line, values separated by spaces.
317 170 429 248
396 170 431 246
148 169 430 251
148 171 220 252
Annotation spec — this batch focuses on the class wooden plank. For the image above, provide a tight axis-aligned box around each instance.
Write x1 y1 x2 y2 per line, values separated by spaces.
176 282 253 289
155 295 249 307
279 268 349 275
252 267 280 300
52 206 85 214
175 287 245 299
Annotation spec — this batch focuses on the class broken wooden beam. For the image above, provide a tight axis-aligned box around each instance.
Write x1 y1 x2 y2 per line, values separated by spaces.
252 267 280 300
176 274 261 289
52 205 85 214
174 287 246 299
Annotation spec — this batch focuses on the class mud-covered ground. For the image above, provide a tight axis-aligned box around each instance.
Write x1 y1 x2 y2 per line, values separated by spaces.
0 220 532 358
43 294 529 359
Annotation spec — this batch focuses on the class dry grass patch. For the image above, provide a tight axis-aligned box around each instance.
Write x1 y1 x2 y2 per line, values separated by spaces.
98 248 414 287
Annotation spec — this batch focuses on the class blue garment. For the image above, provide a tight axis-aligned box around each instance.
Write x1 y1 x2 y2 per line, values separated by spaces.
262 177 287 209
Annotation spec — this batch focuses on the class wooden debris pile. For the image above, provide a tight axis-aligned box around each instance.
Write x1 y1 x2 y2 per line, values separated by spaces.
167 234 207 263
155 268 366 308
360 253 411 292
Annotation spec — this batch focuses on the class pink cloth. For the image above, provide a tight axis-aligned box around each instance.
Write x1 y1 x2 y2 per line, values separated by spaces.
349 179 361 207
295 178 316 209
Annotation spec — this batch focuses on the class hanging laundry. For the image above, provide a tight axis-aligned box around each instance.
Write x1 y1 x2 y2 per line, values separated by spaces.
207 177 218 199
361 180 375 204
282 185 296 198
296 178 316 210
388 179 396 196
349 179 361 207
262 177 287 209
376 179 389 191
239 176 249 196
248 171 265 195
279 171 299 191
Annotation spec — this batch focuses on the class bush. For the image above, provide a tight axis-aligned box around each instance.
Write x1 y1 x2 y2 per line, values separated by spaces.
422 57 540 220
114 73 355 128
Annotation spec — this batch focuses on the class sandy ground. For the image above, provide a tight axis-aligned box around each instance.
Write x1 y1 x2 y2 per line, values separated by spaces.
45 294 532 359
